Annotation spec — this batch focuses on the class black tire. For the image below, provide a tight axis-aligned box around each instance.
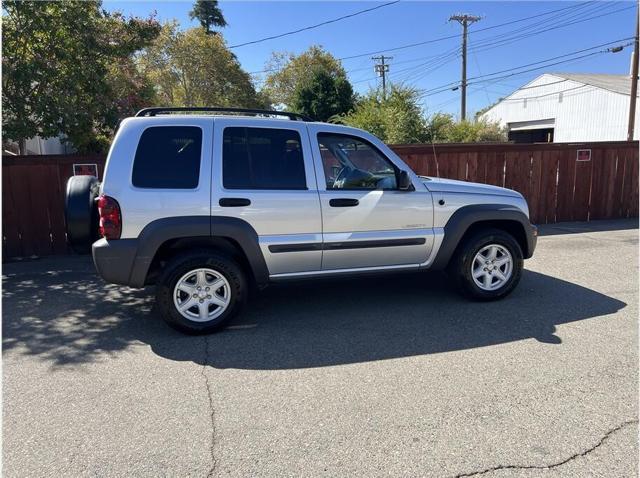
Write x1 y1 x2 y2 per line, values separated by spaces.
65 175 100 254
449 228 523 301
156 250 247 334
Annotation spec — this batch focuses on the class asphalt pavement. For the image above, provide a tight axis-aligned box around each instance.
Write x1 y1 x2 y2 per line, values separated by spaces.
3 219 638 477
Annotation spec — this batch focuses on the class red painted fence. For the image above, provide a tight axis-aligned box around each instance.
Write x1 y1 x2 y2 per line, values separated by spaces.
2 141 638 258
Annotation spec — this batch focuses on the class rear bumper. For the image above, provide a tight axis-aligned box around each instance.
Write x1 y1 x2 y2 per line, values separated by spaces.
92 238 140 287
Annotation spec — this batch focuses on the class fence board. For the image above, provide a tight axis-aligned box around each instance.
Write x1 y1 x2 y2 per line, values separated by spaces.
11 165 40 256
47 164 69 255
466 152 478 182
612 148 628 218
600 148 618 219
629 153 639 217
572 152 593 221
2 166 22 257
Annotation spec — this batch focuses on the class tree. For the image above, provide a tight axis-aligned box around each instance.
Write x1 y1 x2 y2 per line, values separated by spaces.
2 1 161 153
138 23 264 109
339 85 506 144
189 0 227 35
263 46 347 108
291 68 354 121
339 85 429 144
426 113 506 143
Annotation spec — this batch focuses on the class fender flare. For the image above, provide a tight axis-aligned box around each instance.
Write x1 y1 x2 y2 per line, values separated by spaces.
128 216 269 287
430 204 537 270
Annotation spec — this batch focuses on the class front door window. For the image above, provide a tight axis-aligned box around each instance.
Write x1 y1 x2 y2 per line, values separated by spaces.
317 133 398 190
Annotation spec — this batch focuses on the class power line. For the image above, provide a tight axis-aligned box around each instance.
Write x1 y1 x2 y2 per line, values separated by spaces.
518 79 569 90
468 1 604 51
393 3 627 83
338 1 594 60
420 52 606 98
500 84 590 101
471 3 632 54
229 0 400 49
343 3 632 88
418 38 634 97
247 1 592 75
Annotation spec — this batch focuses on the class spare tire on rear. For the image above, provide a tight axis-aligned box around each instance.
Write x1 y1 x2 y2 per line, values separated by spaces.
65 175 100 254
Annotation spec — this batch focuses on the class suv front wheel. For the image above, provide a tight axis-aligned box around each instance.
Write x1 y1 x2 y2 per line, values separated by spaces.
449 228 523 301
156 250 246 334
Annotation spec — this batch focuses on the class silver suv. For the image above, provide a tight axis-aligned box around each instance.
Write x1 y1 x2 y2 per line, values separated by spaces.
65 107 537 334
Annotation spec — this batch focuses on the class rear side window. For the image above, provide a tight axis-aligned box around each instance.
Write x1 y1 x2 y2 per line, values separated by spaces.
132 126 202 189
223 127 306 190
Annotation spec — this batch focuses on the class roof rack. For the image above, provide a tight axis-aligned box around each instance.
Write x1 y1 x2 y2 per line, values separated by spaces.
134 107 313 122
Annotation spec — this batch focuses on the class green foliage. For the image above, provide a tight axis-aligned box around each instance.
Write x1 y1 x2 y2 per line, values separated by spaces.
189 0 227 34
427 113 506 143
291 68 354 121
339 85 430 144
2 0 161 153
263 46 347 108
340 85 507 144
473 101 500 120
138 23 264 109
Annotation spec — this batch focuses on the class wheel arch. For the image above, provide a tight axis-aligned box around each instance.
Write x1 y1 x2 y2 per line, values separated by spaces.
146 236 256 286
430 204 536 270
128 216 269 287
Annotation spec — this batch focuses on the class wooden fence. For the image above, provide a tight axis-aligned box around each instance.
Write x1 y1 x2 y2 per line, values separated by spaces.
3 155 106 257
2 141 638 257
393 141 638 224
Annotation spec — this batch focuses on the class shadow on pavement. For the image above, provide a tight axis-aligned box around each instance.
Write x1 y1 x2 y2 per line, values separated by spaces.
2 258 627 369
537 218 638 236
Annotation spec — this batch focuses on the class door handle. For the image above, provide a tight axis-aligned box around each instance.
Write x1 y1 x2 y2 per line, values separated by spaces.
219 198 251 207
329 198 359 207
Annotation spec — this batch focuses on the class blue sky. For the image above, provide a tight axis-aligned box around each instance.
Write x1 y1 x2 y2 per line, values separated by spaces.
103 1 637 118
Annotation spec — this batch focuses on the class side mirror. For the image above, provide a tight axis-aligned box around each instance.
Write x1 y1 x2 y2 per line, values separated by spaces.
398 170 412 191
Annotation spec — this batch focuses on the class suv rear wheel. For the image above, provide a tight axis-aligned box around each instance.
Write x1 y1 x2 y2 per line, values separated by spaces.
156 250 246 334
449 228 523 300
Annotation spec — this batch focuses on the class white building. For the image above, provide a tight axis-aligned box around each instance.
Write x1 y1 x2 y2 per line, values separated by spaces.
480 73 639 143
3 136 73 155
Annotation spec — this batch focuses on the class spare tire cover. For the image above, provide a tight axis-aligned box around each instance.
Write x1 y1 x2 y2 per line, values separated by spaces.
65 175 100 254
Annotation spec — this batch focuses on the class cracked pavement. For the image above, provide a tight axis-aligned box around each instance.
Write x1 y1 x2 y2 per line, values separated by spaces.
3 219 638 477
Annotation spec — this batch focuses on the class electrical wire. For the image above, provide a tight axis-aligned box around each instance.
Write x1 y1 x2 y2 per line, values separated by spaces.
343 3 632 89
229 0 400 49
247 1 594 75
499 84 590 101
416 38 634 98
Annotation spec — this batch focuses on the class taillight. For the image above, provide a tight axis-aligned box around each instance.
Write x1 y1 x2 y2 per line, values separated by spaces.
97 195 121 240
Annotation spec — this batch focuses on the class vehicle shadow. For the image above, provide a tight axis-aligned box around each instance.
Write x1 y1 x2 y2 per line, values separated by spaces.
2 258 627 370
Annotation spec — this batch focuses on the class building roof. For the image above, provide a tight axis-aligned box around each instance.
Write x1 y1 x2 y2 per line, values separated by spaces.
549 73 637 96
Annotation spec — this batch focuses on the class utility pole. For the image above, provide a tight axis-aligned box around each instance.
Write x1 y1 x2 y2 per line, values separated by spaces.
627 6 638 141
372 55 392 98
449 13 481 121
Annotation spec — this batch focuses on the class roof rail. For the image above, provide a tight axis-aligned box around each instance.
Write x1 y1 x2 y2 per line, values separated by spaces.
134 107 314 122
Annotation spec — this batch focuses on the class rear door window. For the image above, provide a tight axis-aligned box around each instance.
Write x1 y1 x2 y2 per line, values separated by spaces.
222 127 306 190
132 126 202 189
